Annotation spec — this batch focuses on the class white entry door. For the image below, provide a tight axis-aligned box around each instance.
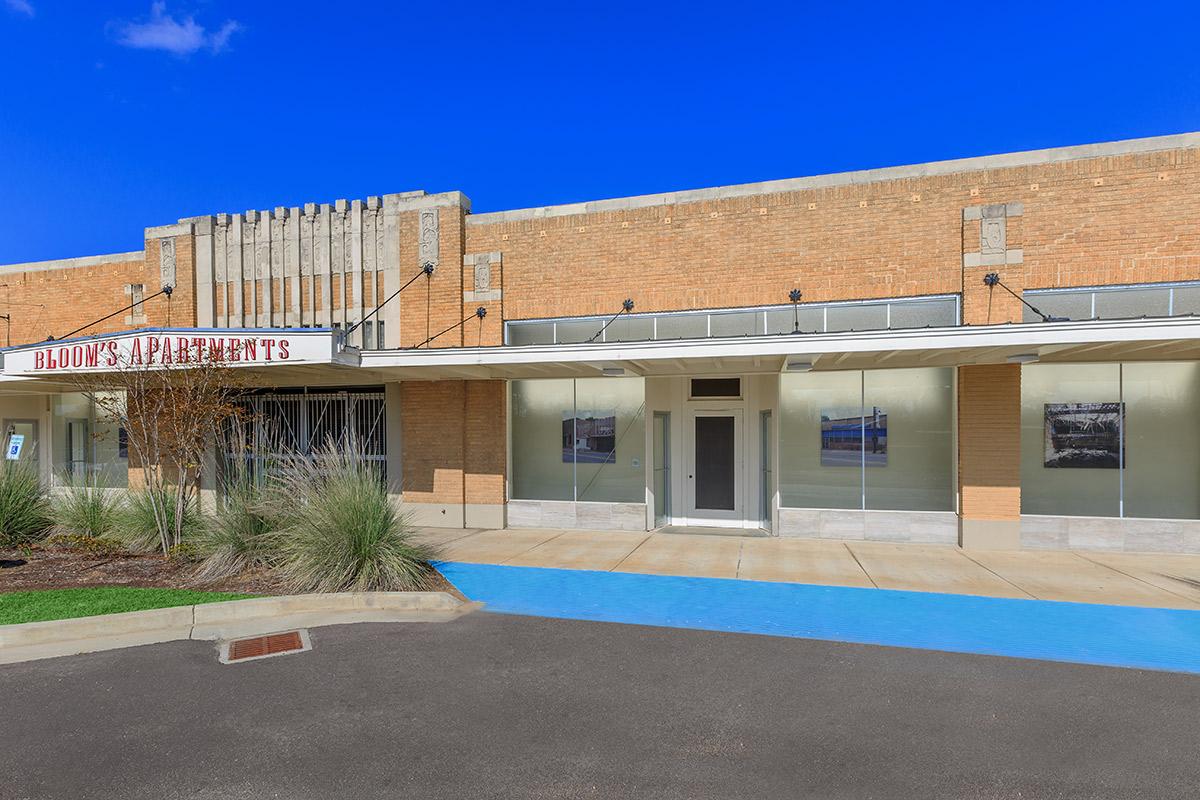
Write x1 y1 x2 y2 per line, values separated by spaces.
686 410 743 525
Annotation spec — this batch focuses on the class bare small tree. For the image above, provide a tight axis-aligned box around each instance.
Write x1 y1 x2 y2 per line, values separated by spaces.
69 339 244 555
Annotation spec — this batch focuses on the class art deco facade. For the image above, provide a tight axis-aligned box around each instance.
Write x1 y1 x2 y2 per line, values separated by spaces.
4 132 1200 552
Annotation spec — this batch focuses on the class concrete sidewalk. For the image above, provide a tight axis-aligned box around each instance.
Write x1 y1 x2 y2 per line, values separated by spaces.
418 527 1200 611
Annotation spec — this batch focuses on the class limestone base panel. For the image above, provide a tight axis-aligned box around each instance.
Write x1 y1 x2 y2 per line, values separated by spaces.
777 508 959 545
506 500 647 531
1021 515 1200 554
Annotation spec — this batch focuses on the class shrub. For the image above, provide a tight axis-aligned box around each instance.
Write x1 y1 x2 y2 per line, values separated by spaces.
0 461 50 547
264 445 439 592
193 466 275 581
168 540 202 562
44 531 126 556
49 480 121 540
118 488 203 553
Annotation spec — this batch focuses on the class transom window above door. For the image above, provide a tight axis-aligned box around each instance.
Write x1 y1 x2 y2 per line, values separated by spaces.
690 377 741 399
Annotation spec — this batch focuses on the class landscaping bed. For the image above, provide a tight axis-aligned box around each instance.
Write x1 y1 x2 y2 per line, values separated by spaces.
0 444 462 620
0 545 290 595
0 544 463 612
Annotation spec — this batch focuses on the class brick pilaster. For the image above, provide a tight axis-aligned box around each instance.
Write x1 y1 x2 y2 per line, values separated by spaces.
957 364 1022 548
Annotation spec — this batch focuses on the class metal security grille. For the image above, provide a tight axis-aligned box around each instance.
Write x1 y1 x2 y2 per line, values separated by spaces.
225 389 387 480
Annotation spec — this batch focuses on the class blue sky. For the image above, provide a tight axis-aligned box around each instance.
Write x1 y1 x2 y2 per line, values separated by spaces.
2 1 1199 264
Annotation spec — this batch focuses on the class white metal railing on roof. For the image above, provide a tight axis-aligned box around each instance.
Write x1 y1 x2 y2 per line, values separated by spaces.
1024 281 1200 323
504 295 960 347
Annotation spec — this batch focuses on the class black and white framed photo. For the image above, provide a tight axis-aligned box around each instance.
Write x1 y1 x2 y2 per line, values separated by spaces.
1043 402 1125 469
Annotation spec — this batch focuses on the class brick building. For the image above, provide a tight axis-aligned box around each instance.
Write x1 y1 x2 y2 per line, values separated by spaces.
3 131 1200 552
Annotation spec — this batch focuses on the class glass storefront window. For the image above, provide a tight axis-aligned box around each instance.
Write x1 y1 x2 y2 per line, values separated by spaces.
1022 362 1200 520
864 368 954 512
1120 363 1200 520
52 392 128 488
511 377 645 503
779 370 863 510
511 379 575 501
1020 364 1121 517
780 368 954 511
575 378 646 503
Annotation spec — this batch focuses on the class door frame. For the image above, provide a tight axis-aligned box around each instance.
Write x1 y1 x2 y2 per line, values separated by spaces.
760 409 773 532
2 418 40 467
651 410 671 528
684 406 744 526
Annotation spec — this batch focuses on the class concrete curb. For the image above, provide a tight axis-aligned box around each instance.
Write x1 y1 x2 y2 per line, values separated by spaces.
0 592 480 666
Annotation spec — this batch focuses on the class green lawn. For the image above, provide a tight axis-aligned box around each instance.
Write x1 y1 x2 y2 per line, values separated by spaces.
0 587 256 626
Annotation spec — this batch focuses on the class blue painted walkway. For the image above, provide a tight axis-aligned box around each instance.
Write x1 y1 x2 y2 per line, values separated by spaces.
436 562 1200 674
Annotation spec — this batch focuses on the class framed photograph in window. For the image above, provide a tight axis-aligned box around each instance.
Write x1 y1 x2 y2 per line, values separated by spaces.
1043 402 1124 468
562 410 616 463
820 407 887 467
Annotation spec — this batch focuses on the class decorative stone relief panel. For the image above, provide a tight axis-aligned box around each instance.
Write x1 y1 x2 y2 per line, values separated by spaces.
208 195 399 332
463 251 502 302
418 209 439 269
963 202 1023 267
159 238 176 290
255 214 270 282
123 282 147 325
981 210 1006 256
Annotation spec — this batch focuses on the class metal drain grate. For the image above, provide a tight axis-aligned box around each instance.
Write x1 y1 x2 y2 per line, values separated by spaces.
221 630 310 663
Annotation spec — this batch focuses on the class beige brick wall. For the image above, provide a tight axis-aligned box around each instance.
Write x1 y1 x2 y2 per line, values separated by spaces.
399 207 466 348
1 234 195 346
464 146 1200 330
464 380 506 505
400 380 465 505
1 259 148 345
400 379 506 508
958 364 1022 521
13 143 1200 349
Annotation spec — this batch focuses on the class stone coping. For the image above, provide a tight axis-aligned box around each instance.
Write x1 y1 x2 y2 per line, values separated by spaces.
0 250 145 275
468 131 1200 225
0 591 478 665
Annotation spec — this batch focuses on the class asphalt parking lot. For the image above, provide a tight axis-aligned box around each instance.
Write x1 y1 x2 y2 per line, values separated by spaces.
3 611 1198 799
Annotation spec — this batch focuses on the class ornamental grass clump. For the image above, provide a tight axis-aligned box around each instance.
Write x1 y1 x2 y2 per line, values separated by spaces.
265 444 439 592
193 457 276 581
0 460 50 547
48 479 122 541
118 487 203 553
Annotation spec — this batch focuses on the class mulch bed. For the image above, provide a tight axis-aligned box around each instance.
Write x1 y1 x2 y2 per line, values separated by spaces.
0 546 463 599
